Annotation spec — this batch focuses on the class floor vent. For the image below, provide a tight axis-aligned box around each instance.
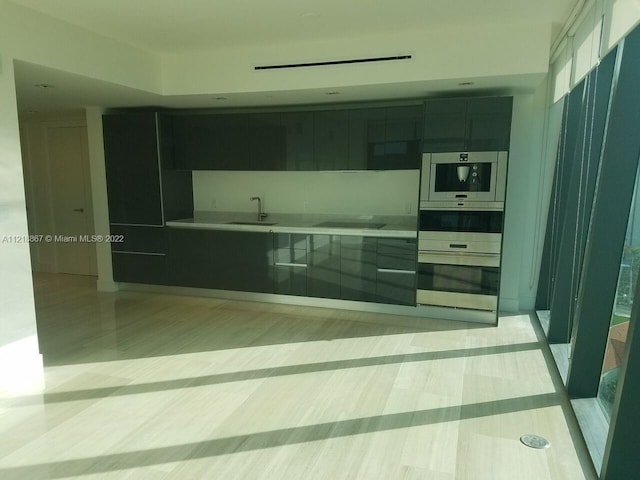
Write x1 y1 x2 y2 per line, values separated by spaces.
255 55 412 71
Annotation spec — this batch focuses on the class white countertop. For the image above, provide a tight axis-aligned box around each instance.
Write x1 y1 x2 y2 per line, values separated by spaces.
166 211 417 238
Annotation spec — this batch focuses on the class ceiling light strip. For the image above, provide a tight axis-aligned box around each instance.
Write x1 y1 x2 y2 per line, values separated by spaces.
255 55 412 70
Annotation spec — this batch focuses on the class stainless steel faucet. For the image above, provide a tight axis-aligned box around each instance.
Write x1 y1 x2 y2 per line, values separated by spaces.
250 196 268 222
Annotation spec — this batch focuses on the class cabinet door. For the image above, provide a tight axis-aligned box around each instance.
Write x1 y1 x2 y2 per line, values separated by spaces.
377 106 423 169
103 112 163 225
172 114 251 170
376 238 417 305
341 236 377 302
249 113 285 170
110 225 167 284
466 97 512 151
308 235 341 299
314 110 350 170
423 99 468 153
168 228 273 293
167 228 218 288
281 112 315 170
273 233 308 296
348 108 386 170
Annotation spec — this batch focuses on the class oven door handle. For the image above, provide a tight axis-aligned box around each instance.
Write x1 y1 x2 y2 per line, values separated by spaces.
418 251 500 267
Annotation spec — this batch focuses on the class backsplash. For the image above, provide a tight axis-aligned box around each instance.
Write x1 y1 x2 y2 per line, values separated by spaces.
192 170 420 215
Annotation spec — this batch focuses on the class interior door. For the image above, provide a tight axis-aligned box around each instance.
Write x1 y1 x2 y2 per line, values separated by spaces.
47 125 97 275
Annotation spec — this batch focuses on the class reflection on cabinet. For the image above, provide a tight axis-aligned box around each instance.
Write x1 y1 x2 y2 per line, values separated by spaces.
423 97 512 152
314 110 350 171
281 112 315 170
273 233 308 296
369 105 423 169
376 238 417 305
171 104 423 171
308 234 342 299
162 229 417 306
341 236 377 302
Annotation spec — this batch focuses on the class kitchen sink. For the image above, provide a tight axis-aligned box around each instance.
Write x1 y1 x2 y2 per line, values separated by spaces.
227 221 277 226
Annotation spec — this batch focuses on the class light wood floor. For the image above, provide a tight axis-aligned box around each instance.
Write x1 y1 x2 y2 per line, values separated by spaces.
0 273 597 479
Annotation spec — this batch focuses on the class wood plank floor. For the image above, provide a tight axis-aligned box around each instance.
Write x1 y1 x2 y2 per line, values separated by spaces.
0 273 597 479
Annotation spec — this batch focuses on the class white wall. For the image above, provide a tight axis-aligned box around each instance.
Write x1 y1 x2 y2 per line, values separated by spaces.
0 55 43 393
193 170 419 216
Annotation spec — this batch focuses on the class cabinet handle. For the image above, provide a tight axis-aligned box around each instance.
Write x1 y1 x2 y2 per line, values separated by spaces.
449 244 468 249
377 268 416 274
275 262 308 268
73 208 85 213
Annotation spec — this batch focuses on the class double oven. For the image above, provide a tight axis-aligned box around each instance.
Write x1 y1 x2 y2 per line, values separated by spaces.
418 152 507 312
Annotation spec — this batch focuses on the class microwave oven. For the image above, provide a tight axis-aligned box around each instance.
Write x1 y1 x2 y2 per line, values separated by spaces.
420 152 508 206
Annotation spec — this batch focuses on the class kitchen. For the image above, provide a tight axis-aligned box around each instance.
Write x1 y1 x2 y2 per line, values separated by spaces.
103 97 511 324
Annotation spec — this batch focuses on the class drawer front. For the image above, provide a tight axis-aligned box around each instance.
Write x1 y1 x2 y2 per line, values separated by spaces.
274 233 308 250
274 248 308 266
377 238 417 257
377 253 416 272
418 238 501 254
112 252 167 284
110 225 166 254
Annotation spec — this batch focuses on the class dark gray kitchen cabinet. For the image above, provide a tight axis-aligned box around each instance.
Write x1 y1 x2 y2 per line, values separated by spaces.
340 236 377 302
307 234 341 299
376 238 417 305
103 112 164 225
103 112 192 284
423 97 512 152
314 110 350 170
109 225 167 285
348 107 386 170
465 97 512 151
167 228 274 293
369 106 423 169
172 113 251 170
281 111 315 170
273 233 308 296
249 113 286 170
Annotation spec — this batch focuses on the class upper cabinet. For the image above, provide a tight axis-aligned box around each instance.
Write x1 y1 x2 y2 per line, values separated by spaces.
171 104 423 171
103 111 193 225
103 112 164 225
423 96 512 152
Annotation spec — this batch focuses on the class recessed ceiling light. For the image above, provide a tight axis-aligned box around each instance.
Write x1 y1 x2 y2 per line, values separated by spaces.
325 91 340 95
301 12 320 18
34 83 54 89
459 82 474 86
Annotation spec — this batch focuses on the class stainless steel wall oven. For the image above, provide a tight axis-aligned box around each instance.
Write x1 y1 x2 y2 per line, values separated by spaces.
417 151 507 314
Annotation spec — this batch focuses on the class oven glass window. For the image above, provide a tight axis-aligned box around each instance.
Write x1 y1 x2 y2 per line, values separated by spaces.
418 263 499 295
420 210 503 233
434 162 492 192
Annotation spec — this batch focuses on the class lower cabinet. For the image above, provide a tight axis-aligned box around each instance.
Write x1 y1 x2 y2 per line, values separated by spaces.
110 225 167 285
273 233 308 296
167 228 274 293
307 235 341 299
376 238 417 305
163 228 416 306
341 236 377 302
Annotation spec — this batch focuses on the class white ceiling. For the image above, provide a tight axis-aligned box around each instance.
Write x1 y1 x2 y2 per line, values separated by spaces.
9 0 575 54
10 0 577 113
